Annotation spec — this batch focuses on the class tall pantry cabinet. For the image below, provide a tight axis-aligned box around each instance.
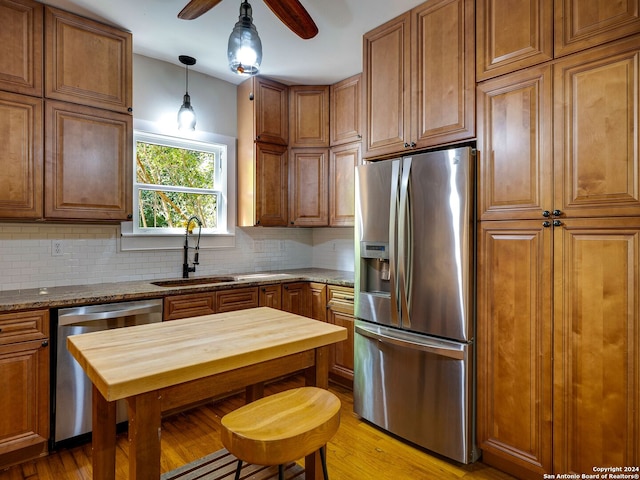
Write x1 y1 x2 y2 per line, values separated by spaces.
476 2 640 478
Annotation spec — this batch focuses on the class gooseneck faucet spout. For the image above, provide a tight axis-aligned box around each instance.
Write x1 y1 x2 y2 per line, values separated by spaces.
183 215 202 278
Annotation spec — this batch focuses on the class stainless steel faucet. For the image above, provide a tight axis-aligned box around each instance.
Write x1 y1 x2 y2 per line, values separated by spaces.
183 215 202 278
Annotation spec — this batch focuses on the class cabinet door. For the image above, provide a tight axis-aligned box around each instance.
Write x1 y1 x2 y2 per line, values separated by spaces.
44 100 132 221
282 282 310 317
309 282 327 322
255 142 288 226
163 292 215 321
0 340 49 469
326 286 354 388
216 287 259 312
554 36 640 218
289 148 329 226
289 85 329 147
555 0 640 58
477 220 553 480
477 65 553 221
44 6 132 114
411 0 475 149
329 142 359 227
553 218 640 473
330 74 362 146
0 91 43 219
253 76 288 145
0 0 42 96
476 0 553 81
259 284 282 309
362 11 411 159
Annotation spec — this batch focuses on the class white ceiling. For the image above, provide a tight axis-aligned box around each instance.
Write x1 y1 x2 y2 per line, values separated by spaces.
39 0 425 85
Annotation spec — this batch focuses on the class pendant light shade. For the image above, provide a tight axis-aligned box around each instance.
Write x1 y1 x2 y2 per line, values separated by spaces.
178 55 196 130
227 1 262 75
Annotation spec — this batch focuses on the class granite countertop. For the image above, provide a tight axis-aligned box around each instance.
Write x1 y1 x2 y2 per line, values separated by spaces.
0 268 355 312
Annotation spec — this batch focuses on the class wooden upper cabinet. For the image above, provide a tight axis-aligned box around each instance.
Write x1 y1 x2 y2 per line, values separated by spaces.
44 100 132 221
555 0 640 58
289 148 329 227
476 0 553 81
0 91 43 219
238 76 288 145
330 74 362 146
44 6 132 114
289 85 329 147
410 0 475 149
254 142 288 226
553 218 640 474
362 11 411 159
329 142 358 227
363 0 475 159
0 0 43 96
553 35 640 218
477 65 553 221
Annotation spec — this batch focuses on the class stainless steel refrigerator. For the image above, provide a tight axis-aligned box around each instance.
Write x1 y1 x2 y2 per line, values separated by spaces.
353 146 479 464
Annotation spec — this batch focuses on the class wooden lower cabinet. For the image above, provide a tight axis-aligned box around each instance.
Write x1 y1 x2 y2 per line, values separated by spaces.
259 284 282 309
282 282 311 317
477 218 640 478
163 292 216 321
216 287 258 313
326 286 354 388
0 310 49 469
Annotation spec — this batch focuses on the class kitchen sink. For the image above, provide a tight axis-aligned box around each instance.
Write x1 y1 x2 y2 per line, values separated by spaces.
151 276 237 287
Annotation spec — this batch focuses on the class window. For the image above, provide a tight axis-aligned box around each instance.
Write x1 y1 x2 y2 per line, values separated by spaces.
134 131 227 234
121 123 236 251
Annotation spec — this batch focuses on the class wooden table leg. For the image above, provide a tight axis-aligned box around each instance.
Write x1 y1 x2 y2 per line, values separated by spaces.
92 384 116 480
127 391 162 480
304 345 331 480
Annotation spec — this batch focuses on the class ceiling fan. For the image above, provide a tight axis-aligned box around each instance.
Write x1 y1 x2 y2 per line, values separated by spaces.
178 0 319 39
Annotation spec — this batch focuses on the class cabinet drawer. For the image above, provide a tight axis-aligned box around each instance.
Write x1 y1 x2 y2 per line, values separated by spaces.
327 286 354 314
216 287 259 313
163 293 215 321
0 310 48 345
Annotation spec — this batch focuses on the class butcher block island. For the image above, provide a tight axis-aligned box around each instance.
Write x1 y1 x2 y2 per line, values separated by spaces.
66 307 347 480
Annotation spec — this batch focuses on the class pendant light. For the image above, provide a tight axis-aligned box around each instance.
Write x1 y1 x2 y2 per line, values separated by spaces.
227 0 262 75
177 55 196 130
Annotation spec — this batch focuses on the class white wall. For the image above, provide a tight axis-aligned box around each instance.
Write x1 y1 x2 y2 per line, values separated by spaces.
0 55 354 292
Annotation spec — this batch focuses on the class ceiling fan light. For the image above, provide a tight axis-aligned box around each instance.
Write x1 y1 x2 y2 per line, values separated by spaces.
228 1 262 75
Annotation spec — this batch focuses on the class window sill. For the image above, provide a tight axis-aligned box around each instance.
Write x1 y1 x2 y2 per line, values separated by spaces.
120 222 235 251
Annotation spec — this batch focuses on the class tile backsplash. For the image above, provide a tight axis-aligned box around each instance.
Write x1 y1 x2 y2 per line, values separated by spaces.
0 223 354 291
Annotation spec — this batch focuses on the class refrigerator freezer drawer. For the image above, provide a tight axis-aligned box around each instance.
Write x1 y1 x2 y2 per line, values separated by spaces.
354 321 479 464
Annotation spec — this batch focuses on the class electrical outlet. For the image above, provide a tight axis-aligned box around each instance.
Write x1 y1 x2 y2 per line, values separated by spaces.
52 240 64 257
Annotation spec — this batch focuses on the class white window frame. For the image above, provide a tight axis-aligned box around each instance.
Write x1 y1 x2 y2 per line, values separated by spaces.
120 119 236 251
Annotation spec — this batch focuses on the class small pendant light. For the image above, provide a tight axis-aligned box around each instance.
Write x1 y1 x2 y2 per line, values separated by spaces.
227 0 262 75
177 55 197 130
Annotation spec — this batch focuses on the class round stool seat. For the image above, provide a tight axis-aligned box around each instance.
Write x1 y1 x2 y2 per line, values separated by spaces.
220 386 341 466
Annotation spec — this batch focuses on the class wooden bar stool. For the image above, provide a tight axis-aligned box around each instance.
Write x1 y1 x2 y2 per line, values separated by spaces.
220 386 341 480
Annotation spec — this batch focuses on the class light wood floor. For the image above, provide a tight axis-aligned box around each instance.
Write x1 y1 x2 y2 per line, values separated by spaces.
0 376 516 480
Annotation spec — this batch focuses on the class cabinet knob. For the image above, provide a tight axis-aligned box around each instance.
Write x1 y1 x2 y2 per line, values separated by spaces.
404 143 410 148
542 210 551 217
42 339 49 347
127 107 133 113
357 134 362 139
543 221 551 228
553 209 562 217
256 135 261 140
261 287 266 292
410 142 416 148
553 219 563 227
284 285 289 290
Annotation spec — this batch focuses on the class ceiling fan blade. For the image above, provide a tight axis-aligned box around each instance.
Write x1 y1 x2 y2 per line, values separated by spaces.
178 0 224 20
263 0 318 39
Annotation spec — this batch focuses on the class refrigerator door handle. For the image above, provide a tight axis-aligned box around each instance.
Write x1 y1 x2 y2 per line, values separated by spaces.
355 324 465 360
389 159 401 326
398 157 412 328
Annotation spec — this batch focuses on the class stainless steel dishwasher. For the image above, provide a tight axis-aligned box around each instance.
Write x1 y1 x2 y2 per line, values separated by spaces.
53 299 163 446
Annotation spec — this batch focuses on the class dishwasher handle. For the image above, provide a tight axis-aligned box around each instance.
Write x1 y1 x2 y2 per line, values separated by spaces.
58 300 162 326
355 324 466 360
